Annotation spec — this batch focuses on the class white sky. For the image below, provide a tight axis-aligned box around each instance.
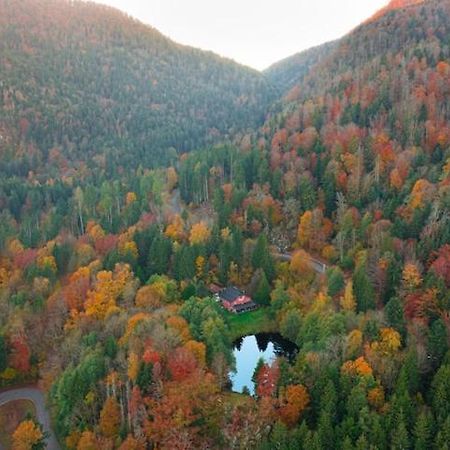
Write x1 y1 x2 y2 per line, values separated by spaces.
95 0 389 70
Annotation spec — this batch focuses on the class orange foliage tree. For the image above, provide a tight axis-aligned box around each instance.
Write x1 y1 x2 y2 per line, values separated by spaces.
99 397 121 438
279 385 310 427
12 420 44 450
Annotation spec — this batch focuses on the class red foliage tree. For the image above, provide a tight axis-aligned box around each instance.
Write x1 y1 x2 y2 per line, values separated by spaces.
167 347 198 382
9 335 31 373
255 362 279 398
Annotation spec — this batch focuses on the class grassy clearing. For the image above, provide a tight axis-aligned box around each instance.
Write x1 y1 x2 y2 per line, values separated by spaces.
0 399 36 448
224 307 278 341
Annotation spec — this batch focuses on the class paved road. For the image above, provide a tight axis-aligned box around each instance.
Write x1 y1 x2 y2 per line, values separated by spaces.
273 252 328 274
0 387 60 449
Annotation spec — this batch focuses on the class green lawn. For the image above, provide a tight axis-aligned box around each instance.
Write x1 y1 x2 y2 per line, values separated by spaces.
224 307 278 341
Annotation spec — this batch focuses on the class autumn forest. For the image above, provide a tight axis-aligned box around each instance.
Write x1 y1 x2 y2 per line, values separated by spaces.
0 0 449 449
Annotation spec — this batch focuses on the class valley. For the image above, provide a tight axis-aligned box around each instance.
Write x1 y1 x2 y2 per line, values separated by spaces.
0 0 449 448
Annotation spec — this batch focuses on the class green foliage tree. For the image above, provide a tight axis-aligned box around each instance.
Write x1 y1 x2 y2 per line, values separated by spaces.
353 263 376 312
253 271 271 306
0 335 7 372
252 234 275 282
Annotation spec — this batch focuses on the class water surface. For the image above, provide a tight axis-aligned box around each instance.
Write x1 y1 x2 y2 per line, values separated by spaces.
230 333 297 395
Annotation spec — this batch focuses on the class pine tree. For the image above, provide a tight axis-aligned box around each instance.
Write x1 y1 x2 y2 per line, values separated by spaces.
391 411 410 450
252 358 265 385
0 335 7 372
431 365 450 423
435 415 450 450
413 411 432 450
341 436 353 450
427 319 448 369
355 434 369 450
148 234 172 276
327 267 345 297
385 296 406 339
136 362 153 395
317 410 334 448
353 263 375 312
252 234 275 282
254 271 271 306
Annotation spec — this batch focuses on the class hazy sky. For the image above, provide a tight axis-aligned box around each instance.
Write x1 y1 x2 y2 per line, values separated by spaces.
95 0 389 70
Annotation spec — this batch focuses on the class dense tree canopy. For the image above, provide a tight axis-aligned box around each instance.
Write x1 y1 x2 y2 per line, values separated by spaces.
0 0 449 449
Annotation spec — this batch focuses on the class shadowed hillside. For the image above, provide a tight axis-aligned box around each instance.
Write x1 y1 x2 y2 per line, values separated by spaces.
0 0 276 176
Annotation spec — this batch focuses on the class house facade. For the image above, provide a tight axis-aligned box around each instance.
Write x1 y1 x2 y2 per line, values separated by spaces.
212 286 258 314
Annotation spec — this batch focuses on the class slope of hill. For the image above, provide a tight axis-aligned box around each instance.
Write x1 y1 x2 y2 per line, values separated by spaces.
278 0 444 104
252 0 450 257
0 0 276 176
0 0 449 449
264 41 337 95
367 0 425 22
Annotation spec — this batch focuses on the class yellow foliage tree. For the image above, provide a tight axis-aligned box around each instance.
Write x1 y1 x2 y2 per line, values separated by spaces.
341 356 373 378
345 329 363 359
120 313 150 344
166 167 178 191
128 352 140 382
12 420 44 450
189 221 211 245
164 215 184 241
76 431 98 450
220 227 231 240
118 435 146 450
184 340 206 367
125 191 137 205
371 327 401 355
87 222 105 241
8 238 24 256
99 397 121 438
402 263 422 290
312 291 331 313
135 284 164 309
195 255 205 279
37 255 57 273
65 431 82 449
340 281 356 312
289 250 311 276
297 211 313 248
119 241 138 260
228 261 241 285
84 271 116 319
166 316 191 343
409 179 436 209
85 264 132 319
322 244 337 261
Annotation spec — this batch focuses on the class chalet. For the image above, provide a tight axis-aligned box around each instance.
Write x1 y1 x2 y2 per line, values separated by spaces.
212 286 258 314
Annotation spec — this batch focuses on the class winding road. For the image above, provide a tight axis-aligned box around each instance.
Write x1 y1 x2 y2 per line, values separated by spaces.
0 387 59 449
273 252 328 274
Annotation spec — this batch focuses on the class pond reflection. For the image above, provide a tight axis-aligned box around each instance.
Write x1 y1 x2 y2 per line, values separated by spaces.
230 333 298 395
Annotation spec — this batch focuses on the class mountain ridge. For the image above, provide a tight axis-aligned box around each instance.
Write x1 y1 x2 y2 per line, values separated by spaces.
0 0 276 177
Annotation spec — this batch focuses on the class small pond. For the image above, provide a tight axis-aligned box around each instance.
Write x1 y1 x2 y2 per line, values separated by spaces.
230 333 298 395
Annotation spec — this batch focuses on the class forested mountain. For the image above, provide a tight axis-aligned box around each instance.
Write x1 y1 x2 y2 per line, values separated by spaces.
264 41 337 94
0 0 449 449
0 0 276 176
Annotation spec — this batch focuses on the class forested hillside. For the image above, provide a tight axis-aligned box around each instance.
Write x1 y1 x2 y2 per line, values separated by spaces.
0 0 275 176
264 41 337 94
0 0 449 449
